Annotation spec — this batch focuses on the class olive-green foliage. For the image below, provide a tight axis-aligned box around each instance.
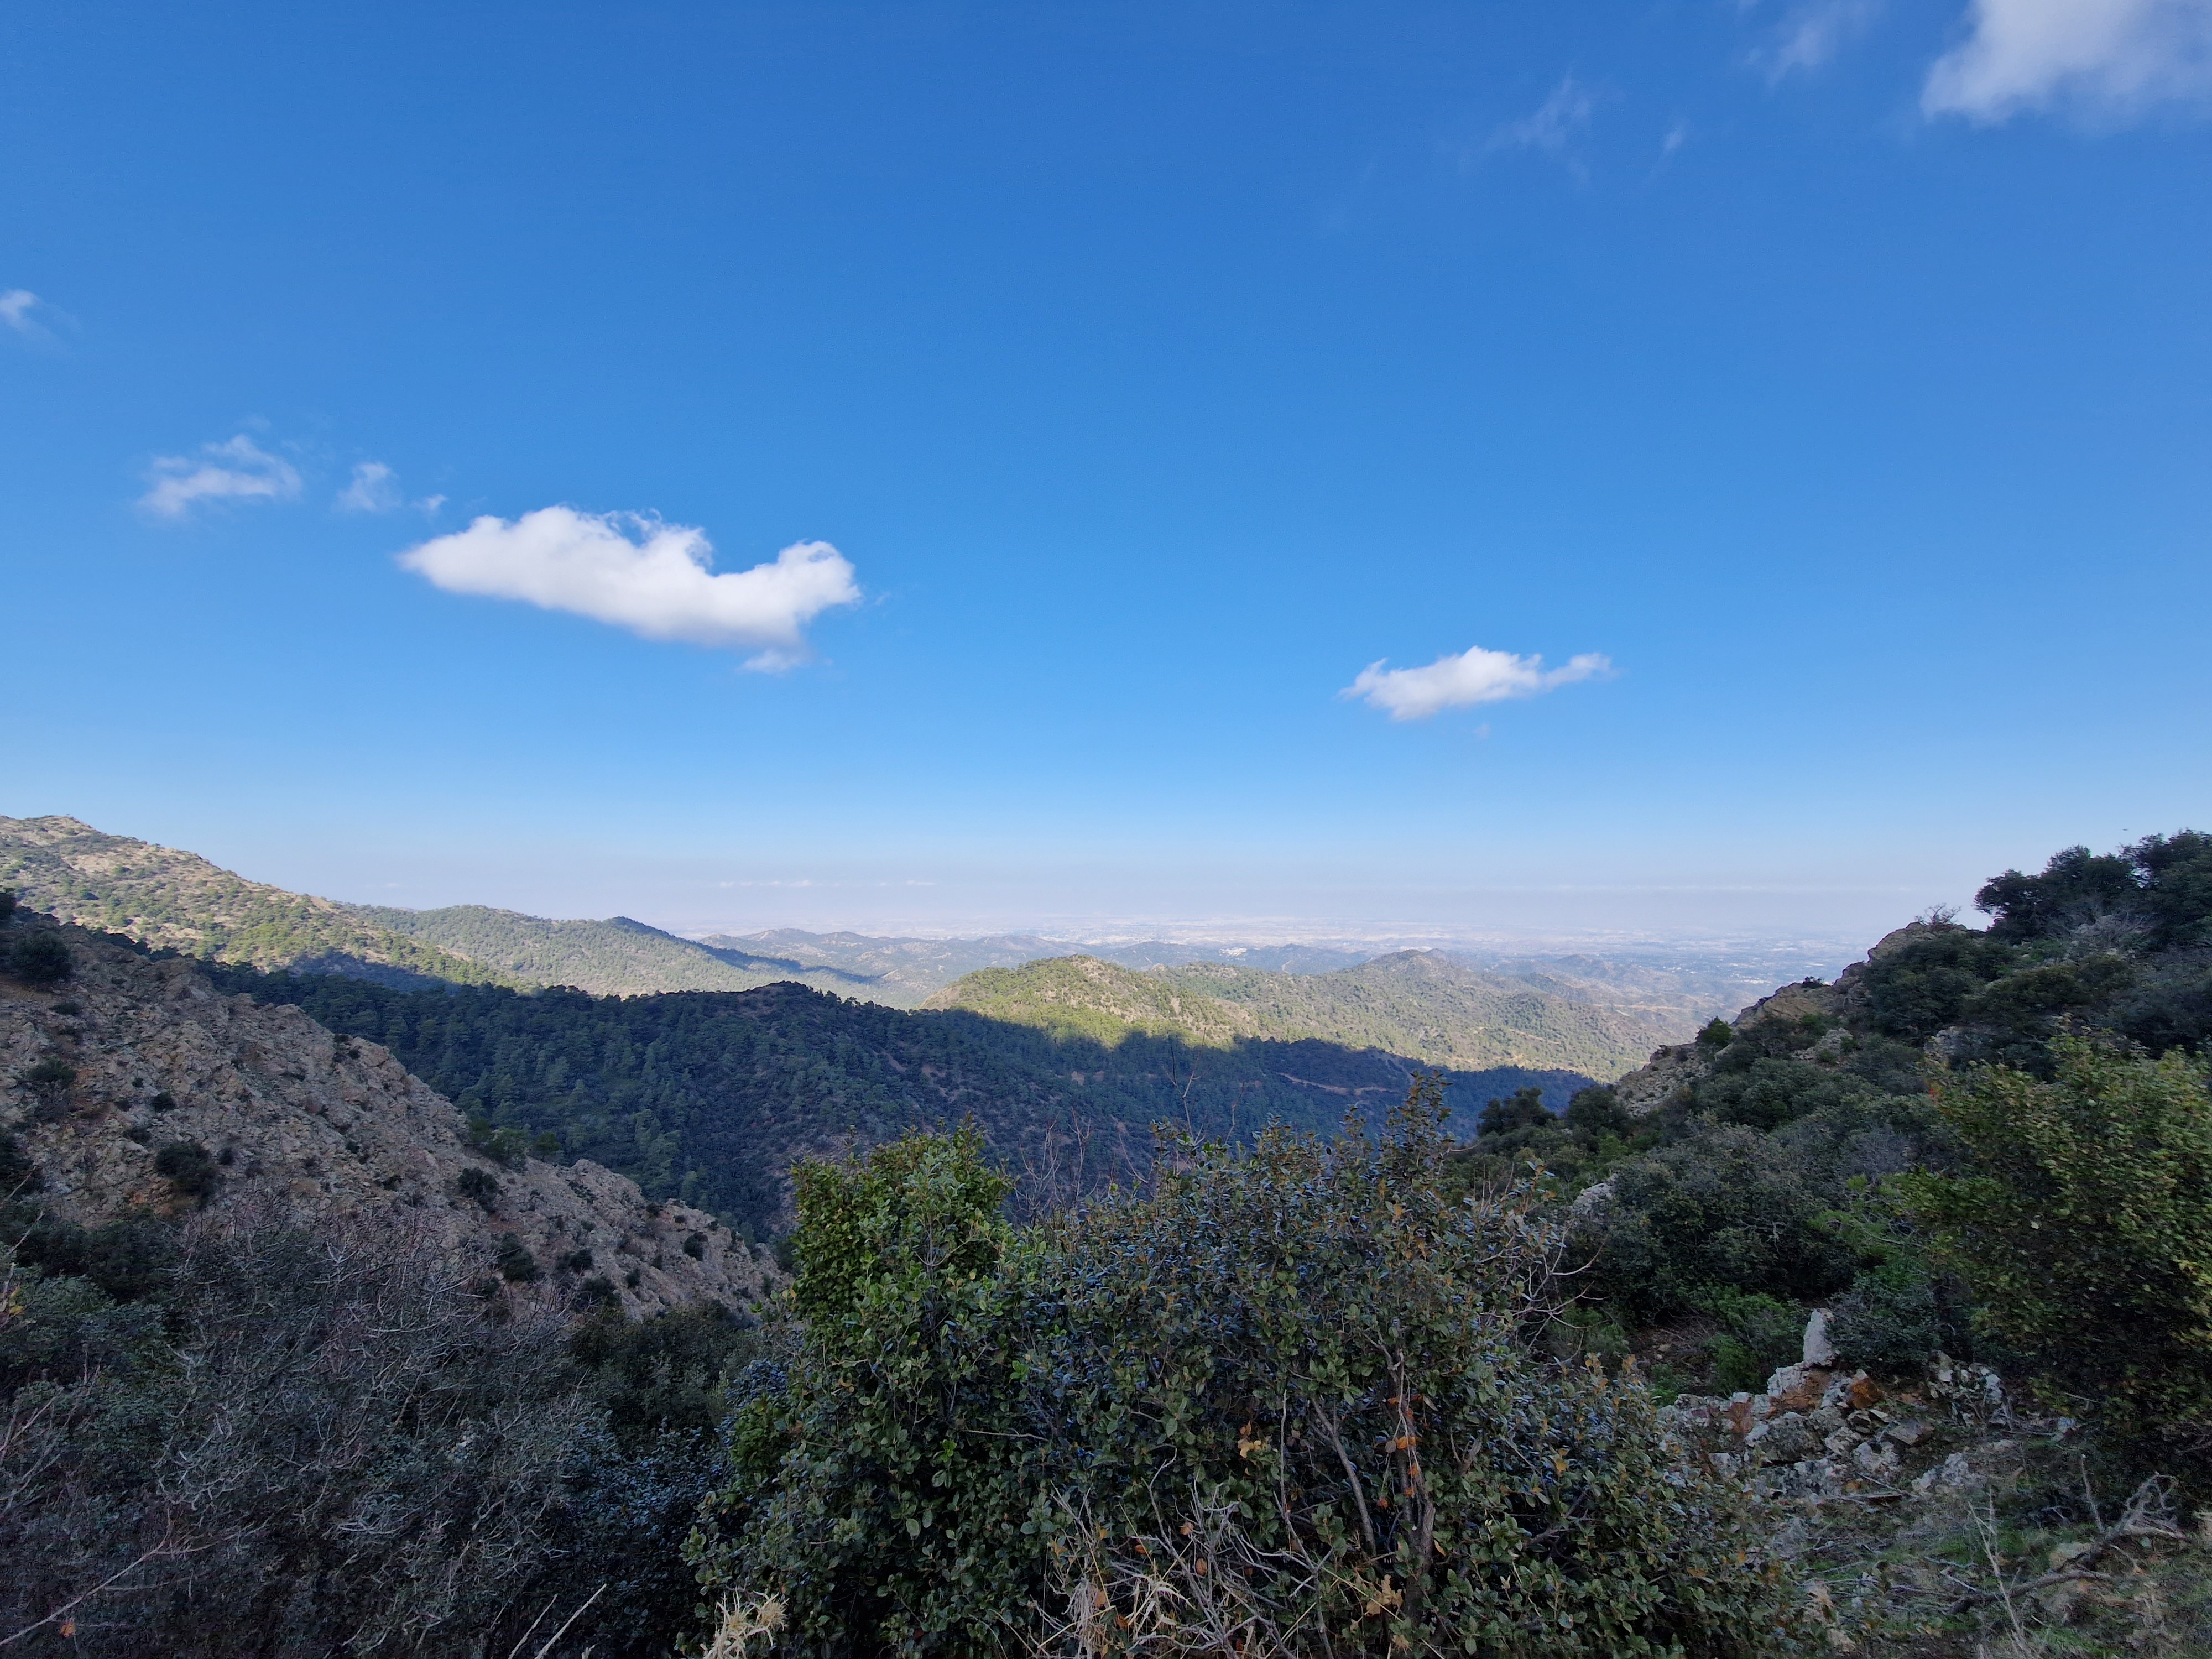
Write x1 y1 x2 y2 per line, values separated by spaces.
0 1129 34 1195
693 1094 1796 1657
1696 1288 1806 1395
8 931 72 988
696 1126 1029 1655
1817 1177 1978 1374
152 1139 220 1204
1587 1121 1854 1324
1904 1035 2212 1439
1979 831 2212 951
1860 927 2015 1043
456 1165 500 1209
1476 1084 1553 1136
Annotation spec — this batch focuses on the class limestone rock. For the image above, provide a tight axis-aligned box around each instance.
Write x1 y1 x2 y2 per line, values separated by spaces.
1802 1307 1837 1366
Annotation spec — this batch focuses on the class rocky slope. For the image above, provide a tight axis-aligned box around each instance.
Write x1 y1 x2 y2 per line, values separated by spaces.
1 914 773 1319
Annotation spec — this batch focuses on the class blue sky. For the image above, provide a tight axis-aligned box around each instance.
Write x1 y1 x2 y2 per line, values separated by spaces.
3 2 2208 942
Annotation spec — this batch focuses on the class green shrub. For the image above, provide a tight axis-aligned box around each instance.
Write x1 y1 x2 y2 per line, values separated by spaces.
692 1094 1798 1657
8 931 73 988
1584 1120 1854 1322
1698 1017 1733 1047
494 1232 539 1282
1694 1288 1803 1395
1564 1083 1631 1143
1860 925 2013 1042
456 1166 500 1209
1476 1083 1552 1135
18 1056 76 1121
1904 1034 2212 1440
0 1130 35 1195
153 1140 220 1204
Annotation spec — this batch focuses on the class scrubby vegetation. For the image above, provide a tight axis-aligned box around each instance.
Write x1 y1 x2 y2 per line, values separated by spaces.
0 1171 757 1658
7 830 2211 1655
691 1094 1796 1657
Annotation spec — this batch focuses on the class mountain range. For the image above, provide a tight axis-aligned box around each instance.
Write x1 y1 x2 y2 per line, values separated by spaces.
2 815 1762 1077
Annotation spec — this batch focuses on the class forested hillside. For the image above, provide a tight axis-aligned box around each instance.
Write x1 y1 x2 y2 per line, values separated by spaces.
358 904 881 999
925 948 1679 1078
201 964 1592 1238
0 816 509 988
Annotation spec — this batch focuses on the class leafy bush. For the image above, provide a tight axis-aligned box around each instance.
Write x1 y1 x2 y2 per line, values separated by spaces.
153 1139 220 1204
456 1165 500 1209
1476 1083 1552 1135
18 1057 76 1119
1905 1035 2212 1441
1564 1082 1631 1142
7 931 73 988
1695 1288 1804 1395
494 1231 539 1282
1859 924 2014 1042
693 1093 1797 1657
1584 1120 1855 1323
0 1130 35 1196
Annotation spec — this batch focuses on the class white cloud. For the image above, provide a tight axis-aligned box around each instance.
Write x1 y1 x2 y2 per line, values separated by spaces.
1343 644 1612 722
0 290 43 334
1924 0 2212 120
337 461 402 513
338 461 445 515
139 435 304 519
1490 76 1598 156
397 505 861 670
1751 0 1883 80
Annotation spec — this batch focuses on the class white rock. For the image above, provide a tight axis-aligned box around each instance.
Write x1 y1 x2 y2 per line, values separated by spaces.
1802 1307 1837 1366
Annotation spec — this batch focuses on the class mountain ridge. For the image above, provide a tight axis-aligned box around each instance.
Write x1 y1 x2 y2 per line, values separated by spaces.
924 949 1683 1081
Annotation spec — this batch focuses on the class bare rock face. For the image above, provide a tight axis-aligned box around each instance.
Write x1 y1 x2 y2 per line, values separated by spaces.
1 917 776 1319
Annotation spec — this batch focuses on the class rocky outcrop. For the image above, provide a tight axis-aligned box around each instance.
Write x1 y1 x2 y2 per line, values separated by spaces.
1611 974 1851 1114
1660 1331 2016 1504
1 915 775 1318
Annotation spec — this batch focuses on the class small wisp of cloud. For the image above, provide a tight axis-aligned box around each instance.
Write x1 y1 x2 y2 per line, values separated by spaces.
139 435 304 520
396 505 862 671
1745 0 1884 82
1484 75 1600 171
1 290 48 337
337 461 442 516
1923 0 2212 123
1344 644 1613 722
